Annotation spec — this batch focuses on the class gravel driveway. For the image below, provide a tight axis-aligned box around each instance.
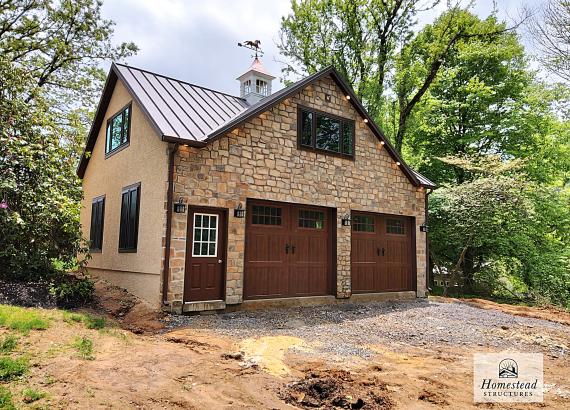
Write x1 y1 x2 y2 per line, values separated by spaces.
164 299 569 359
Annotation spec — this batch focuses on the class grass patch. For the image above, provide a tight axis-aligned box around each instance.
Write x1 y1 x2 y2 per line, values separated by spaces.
62 311 84 324
21 388 45 403
63 312 106 330
84 315 106 330
72 336 94 360
0 357 28 381
0 306 48 334
0 335 17 353
0 386 15 410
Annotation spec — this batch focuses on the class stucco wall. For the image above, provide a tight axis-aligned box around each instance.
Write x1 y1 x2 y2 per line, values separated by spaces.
80 80 168 306
165 75 427 307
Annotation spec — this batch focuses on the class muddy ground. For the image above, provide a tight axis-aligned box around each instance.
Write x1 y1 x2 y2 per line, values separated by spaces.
3 282 570 409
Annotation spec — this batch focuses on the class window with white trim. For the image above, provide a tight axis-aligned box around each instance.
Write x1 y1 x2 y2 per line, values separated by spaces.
192 213 218 257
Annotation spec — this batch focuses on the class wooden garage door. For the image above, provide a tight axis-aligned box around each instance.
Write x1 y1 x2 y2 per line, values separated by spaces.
351 212 415 293
244 200 333 299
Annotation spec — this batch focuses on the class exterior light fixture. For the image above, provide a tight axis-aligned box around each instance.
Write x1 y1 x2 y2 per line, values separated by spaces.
380 141 385 145
174 197 187 213
363 118 368 123
396 161 401 166
346 95 351 100
341 214 351 226
234 203 246 218
420 223 429 232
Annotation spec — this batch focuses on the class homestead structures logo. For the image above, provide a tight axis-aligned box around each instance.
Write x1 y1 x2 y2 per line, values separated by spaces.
474 353 543 403
498 358 518 378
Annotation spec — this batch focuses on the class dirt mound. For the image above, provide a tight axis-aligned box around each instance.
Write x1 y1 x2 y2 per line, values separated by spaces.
281 370 392 409
91 279 164 334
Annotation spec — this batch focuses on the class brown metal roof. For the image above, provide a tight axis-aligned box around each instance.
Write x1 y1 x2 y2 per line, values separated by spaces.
114 63 249 142
77 63 436 188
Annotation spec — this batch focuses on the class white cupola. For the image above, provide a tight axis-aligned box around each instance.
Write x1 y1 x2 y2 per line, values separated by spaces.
237 57 275 105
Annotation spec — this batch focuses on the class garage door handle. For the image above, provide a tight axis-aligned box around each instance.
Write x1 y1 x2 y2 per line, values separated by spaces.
285 244 289 254
377 247 385 256
291 245 295 254
382 248 385 256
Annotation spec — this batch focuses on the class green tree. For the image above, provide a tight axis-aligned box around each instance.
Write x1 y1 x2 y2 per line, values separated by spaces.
279 1 520 152
0 0 138 160
404 14 531 184
429 171 570 306
0 57 86 279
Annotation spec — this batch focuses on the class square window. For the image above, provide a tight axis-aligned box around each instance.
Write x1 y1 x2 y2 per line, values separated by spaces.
252 205 282 226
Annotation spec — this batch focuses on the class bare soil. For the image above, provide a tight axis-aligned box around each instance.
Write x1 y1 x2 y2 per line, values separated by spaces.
2 288 570 409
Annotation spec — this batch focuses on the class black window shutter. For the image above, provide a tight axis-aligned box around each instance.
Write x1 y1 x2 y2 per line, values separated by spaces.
90 197 105 250
119 184 140 251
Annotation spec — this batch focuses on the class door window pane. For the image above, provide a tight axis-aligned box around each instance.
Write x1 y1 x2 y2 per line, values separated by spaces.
353 215 374 232
252 205 282 225
386 219 405 235
192 213 218 256
299 209 324 229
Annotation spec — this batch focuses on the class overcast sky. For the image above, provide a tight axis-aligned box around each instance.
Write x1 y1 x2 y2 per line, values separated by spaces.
101 0 542 96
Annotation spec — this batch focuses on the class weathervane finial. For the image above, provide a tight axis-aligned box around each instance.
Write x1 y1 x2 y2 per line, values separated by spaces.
237 39 263 58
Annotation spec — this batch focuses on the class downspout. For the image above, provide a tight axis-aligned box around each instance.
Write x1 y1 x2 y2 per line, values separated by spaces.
425 188 433 293
162 143 179 305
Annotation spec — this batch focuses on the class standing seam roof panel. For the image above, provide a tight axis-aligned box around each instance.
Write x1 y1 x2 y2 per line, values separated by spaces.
181 84 233 126
139 71 197 139
168 80 224 130
152 75 211 137
117 66 179 138
191 85 235 119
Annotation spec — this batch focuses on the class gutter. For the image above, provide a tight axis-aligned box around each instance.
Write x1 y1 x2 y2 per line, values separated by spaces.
425 188 433 292
162 143 179 305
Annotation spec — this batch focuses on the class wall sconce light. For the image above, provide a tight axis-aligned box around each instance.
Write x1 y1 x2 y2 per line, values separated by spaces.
380 141 385 145
325 94 332 102
234 203 245 218
341 214 351 226
363 118 368 123
174 197 187 213
396 161 401 166
346 95 351 100
420 223 429 232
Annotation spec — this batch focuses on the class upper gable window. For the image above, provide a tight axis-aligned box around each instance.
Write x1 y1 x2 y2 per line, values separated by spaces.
106 104 131 155
298 106 354 158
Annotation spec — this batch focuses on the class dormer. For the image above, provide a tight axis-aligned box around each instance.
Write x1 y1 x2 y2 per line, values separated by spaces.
237 57 276 105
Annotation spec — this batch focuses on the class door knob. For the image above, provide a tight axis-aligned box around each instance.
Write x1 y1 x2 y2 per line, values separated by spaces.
218 259 222 264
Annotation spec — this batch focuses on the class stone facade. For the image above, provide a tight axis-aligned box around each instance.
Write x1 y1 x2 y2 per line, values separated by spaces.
162 74 427 308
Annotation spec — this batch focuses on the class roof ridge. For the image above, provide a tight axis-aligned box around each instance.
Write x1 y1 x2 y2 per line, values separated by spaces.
113 62 247 102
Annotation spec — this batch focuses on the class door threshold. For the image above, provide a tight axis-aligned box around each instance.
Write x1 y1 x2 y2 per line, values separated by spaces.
183 300 226 312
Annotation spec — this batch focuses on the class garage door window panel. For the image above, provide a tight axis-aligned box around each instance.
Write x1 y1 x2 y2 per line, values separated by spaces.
353 215 375 233
386 219 405 235
298 209 324 229
252 205 282 226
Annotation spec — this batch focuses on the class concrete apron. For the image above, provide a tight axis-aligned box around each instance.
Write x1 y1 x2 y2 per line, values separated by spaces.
178 291 418 314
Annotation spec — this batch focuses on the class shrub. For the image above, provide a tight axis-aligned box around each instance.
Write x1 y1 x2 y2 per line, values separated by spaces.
0 306 48 334
0 357 28 381
50 275 94 308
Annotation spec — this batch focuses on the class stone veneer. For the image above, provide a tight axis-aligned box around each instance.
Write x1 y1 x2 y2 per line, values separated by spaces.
161 75 426 310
